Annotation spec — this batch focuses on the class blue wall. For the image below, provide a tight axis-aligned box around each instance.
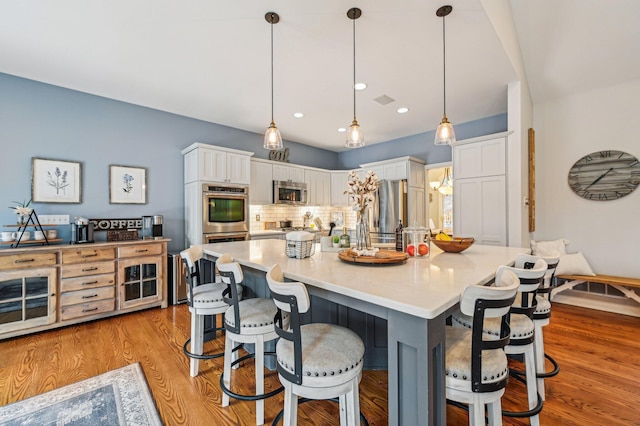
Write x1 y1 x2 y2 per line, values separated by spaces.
1 72 507 252
336 113 508 169
0 73 338 252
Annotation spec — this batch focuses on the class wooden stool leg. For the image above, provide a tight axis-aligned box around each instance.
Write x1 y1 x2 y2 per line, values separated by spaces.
255 335 264 425
190 313 203 377
222 334 233 408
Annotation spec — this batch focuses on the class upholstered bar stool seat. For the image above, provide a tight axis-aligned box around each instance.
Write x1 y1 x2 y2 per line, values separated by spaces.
217 256 286 426
267 264 366 426
180 247 243 377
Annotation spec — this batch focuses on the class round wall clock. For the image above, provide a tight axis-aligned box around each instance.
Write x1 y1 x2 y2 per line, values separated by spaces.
568 150 640 200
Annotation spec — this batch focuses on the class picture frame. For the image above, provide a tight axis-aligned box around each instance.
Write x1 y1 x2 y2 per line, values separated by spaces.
31 157 82 203
331 211 345 227
109 165 147 204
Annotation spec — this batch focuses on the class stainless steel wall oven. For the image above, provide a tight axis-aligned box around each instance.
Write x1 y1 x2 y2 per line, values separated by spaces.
202 183 249 240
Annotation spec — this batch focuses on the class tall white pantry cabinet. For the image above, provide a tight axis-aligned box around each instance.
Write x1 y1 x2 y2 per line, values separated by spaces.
453 134 508 246
182 143 254 247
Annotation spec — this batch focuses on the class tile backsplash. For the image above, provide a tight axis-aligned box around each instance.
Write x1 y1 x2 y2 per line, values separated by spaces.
249 205 355 233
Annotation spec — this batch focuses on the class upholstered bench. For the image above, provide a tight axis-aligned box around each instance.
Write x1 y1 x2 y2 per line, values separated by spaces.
555 274 640 305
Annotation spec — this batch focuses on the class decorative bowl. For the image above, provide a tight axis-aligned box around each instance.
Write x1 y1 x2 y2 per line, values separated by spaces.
431 237 475 253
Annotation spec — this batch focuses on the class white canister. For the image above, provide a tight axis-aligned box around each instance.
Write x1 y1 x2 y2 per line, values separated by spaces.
34 230 45 240
14 231 30 241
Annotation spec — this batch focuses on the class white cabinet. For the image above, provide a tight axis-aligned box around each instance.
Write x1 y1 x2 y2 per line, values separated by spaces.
453 176 506 245
453 137 505 179
273 164 305 182
250 160 273 204
305 169 331 206
331 171 350 207
408 187 425 227
453 135 507 246
182 143 253 185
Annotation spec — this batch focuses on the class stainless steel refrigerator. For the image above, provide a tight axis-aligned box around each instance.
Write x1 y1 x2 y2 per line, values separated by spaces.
369 179 408 244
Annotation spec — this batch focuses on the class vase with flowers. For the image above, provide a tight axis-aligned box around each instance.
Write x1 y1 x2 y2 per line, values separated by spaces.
9 199 33 225
344 170 379 250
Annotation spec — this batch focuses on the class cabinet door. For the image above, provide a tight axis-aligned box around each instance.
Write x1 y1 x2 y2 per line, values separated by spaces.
305 170 331 206
331 171 350 207
250 161 273 204
0 267 57 335
118 256 163 309
273 164 304 182
408 187 425 227
454 137 506 179
453 176 506 245
199 148 227 182
226 153 251 184
383 161 407 181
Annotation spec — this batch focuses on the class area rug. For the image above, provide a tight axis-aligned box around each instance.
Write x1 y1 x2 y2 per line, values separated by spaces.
0 362 162 425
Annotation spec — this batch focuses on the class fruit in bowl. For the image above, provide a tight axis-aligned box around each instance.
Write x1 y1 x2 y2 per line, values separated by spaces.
431 237 475 253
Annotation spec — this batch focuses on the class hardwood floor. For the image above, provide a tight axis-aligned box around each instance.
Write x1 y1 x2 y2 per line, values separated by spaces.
1 302 639 425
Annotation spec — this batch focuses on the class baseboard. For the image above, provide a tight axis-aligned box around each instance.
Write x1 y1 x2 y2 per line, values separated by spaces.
552 290 640 318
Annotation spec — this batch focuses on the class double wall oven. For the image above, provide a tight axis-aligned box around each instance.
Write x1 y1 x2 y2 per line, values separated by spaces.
202 183 250 243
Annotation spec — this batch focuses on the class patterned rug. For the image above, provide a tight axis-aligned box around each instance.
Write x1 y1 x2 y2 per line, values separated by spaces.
0 363 162 425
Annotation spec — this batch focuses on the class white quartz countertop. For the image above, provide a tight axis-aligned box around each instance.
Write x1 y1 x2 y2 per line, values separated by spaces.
203 240 529 320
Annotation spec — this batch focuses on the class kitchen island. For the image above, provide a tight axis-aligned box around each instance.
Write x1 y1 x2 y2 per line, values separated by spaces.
203 240 529 426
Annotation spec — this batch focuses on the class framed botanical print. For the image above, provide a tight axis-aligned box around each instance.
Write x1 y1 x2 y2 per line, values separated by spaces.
32 157 82 203
109 165 147 204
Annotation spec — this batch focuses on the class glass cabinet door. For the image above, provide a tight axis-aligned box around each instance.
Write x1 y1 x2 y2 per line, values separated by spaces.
0 268 57 335
118 256 163 309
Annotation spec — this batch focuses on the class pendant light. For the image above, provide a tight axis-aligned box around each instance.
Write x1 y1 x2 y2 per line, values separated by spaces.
345 7 364 148
264 12 283 150
438 167 453 195
434 5 456 146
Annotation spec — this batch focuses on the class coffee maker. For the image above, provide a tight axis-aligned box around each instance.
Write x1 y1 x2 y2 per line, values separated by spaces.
71 217 94 244
142 215 163 239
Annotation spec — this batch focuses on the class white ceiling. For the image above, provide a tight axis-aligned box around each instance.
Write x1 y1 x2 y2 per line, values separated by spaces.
1 1 638 152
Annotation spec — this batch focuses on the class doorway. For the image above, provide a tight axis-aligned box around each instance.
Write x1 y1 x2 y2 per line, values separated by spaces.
425 163 453 235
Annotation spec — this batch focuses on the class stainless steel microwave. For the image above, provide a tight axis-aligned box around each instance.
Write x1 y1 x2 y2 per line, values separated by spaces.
273 180 308 205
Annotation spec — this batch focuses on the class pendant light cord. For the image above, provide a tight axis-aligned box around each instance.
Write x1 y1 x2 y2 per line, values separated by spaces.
352 16 357 121
442 13 446 117
270 15 275 124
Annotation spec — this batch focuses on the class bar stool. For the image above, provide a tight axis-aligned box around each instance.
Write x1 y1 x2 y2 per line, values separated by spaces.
446 268 520 426
180 248 242 377
217 255 286 426
452 259 547 426
266 264 366 426
516 253 561 400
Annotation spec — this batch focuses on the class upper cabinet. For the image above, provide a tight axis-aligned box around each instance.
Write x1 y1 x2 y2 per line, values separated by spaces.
360 157 425 188
453 137 506 179
250 159 273 205
330 171 350 207
272 164 305 182
304 169 331 206
182 143 253 185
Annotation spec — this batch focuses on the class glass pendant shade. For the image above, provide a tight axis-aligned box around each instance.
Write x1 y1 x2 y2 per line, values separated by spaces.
345 119 364 148
434 115 456 145
264 122 283 150
438 168 453 195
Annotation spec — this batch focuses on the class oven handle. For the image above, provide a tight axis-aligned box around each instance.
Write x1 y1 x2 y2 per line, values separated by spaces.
203 192 248 200
204 233 249 243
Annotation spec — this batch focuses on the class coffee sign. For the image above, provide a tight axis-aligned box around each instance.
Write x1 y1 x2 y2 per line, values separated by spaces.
90 218 142 232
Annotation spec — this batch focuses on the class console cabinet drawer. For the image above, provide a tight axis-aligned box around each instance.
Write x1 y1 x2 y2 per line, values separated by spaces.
60 286 115 306
118 244 163 258
60 273 115 292
60 261 115 279
60 299 115 321
0 253 57 271
61 248 115 264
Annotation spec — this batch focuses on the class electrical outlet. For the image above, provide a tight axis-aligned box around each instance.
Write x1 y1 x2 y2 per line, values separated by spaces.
39 214 70 225
256 214 261 221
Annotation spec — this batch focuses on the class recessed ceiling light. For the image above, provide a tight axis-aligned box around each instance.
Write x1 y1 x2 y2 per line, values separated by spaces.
337 127 347 133
397 107 409 114
354 82 367 91
293 112 304 118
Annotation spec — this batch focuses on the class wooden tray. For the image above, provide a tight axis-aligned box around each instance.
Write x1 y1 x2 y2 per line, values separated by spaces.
337 250 408 265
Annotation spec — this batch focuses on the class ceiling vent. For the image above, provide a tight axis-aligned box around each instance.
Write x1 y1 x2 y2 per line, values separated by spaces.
374 95 395 106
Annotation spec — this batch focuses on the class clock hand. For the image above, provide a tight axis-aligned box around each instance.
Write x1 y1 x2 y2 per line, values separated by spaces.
585 167 614 190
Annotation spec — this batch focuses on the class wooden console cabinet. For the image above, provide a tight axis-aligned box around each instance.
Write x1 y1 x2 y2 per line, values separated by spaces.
0 239 169 340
